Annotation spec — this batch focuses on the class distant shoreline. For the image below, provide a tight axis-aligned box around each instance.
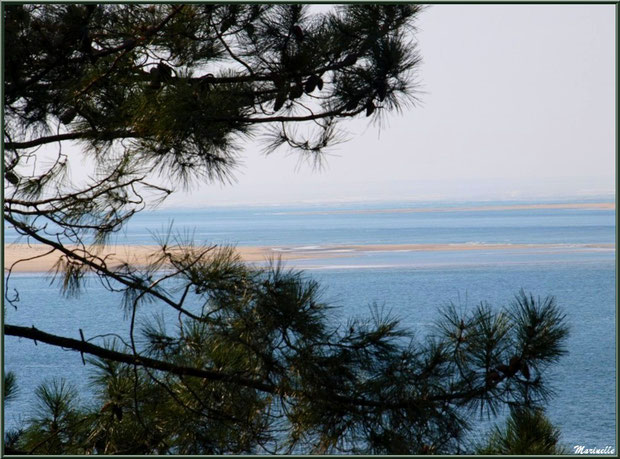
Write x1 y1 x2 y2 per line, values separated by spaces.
5 242 615 273
157 197 616 211
270 201 615 216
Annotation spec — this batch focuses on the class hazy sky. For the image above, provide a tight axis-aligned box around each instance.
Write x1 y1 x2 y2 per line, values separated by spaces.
79 4 619 207
162 3 614 207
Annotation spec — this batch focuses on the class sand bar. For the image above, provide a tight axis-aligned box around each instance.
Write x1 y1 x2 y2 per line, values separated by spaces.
4 242 615 273
278 202 615 216
4 244 323 273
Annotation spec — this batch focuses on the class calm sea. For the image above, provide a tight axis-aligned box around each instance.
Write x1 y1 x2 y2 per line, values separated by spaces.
3 199 616 451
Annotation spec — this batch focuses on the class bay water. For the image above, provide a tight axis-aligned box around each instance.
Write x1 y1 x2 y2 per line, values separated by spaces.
4 199 616 451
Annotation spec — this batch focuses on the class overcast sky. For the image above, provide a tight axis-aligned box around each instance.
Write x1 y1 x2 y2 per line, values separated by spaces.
147 5 617 206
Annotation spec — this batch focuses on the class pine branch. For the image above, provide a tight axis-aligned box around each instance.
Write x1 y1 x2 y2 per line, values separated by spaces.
90 5 185 60
4 323 507 414
4 130 140 150
4 214 204 322
5 324 277 394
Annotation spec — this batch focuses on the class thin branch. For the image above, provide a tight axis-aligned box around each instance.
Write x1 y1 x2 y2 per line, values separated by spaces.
4 214 204 322
210 17 255 76
4 130 140 150
223 105 365 125
77 5 186 96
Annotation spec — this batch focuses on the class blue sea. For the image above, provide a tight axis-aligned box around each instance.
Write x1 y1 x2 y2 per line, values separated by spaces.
3 199 617 452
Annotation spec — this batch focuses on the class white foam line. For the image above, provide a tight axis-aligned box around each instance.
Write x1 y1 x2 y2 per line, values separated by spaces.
301 264 402 270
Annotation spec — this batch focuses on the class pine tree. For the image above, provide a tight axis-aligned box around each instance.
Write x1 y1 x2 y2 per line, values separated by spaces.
4 4 569 454
477 407 567 455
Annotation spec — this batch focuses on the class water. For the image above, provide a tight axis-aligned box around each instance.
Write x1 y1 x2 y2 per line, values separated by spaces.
4 200 616 452
4 199 614 247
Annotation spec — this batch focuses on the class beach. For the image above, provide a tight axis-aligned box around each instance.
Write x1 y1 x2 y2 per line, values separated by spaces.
5 242 615 273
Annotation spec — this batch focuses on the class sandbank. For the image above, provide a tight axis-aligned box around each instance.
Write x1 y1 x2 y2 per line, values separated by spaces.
4 242 615 273
279 202 615 216
3 244 323 273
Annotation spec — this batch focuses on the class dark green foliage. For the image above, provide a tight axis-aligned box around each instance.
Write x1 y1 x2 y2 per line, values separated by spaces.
15 379 92 454
3 371 19 404
477 407 567 455
6 245 569 453
5 4 422 252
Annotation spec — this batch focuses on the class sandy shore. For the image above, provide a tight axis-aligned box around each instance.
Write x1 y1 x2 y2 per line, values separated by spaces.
4 242 615 273
3 244 322 273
